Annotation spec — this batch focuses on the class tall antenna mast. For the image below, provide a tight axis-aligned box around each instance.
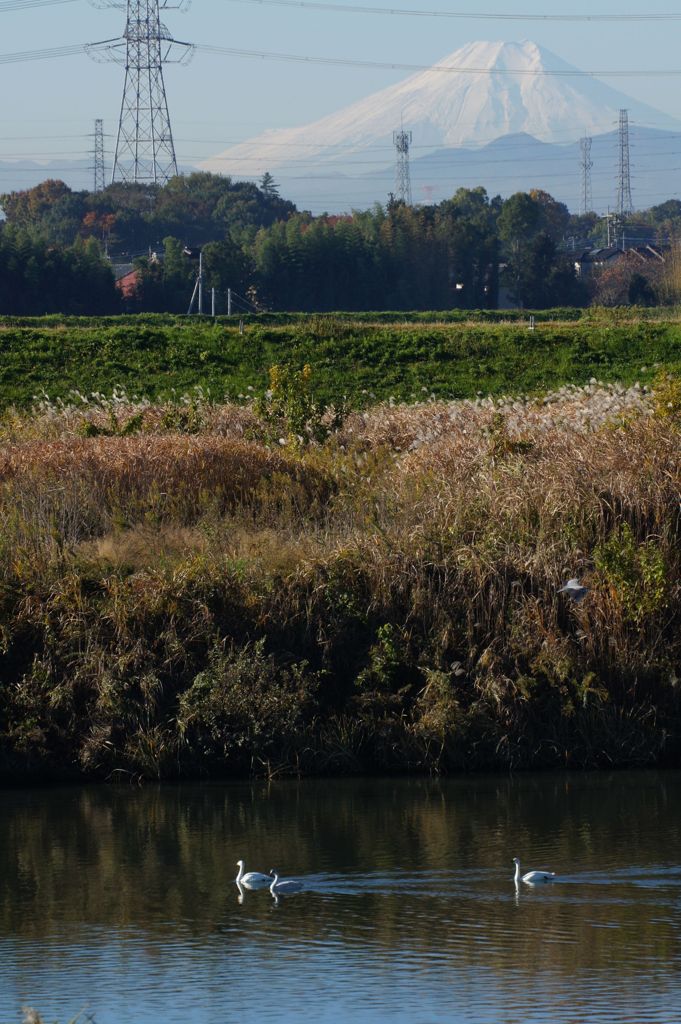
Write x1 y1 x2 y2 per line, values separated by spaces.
579 136 593 216
93 118 106 193
616 109 633 219
88 1 193 186
393 128 413 206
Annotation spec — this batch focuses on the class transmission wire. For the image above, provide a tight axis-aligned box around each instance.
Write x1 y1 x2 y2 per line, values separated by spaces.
3 38 681 78
224 0 681 22
195 43 681 77
0 0 78 11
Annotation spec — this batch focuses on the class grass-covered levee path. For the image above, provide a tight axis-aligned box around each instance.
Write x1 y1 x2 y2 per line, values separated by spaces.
1 310 681 781
1 307 681 408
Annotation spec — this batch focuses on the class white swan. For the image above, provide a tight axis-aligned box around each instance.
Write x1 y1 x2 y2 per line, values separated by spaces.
513 857 556 884
269 869 302 896
235 860 272 889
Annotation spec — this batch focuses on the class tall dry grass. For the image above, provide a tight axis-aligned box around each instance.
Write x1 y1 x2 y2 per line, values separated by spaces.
0 381 679 780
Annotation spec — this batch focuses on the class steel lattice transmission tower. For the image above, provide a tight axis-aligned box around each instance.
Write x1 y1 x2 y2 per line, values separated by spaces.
616 108 633 218
579 136 593 216
393 129 413 206
93 118 106 193
88 1 193 185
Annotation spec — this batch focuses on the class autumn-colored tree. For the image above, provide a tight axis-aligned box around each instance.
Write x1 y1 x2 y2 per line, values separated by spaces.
589 254 664 307
0 179 73 229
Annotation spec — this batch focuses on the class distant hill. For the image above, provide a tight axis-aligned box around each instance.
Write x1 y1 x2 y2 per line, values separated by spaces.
0 160 93 196
270 126 681 215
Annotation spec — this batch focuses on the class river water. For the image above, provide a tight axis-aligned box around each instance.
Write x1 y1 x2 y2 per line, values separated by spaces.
2 773 681 1024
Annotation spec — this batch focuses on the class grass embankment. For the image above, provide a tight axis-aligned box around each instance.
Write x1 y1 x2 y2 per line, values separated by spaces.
0 376 680 782
1 309 681 408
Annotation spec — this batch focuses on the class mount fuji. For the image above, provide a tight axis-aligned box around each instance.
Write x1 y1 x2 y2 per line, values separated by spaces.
200 40 681 213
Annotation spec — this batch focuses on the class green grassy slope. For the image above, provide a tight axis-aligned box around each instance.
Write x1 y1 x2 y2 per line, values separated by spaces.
1 311 680 409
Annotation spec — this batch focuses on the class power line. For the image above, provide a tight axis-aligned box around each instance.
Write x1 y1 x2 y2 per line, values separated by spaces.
0 43 87 63
5 148 681 174
2 39 681 77
5 124 681 169
0 0 77 10
223 0 681 22
195 44 681 78
6 160 681 187
194 145 681 169
7 130 681 158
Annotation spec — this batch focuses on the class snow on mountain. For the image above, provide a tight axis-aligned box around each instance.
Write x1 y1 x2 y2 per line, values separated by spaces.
200 40 680 179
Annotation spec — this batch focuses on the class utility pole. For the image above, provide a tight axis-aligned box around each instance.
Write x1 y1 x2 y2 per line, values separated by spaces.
579 136 593 216
89 1 193 185
616 109 633 220
93 119 106 193
187 250 204 315
393 128 413 206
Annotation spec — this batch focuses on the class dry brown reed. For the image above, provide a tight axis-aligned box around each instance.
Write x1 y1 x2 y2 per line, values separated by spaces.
0 434 307 496
0 381 680 780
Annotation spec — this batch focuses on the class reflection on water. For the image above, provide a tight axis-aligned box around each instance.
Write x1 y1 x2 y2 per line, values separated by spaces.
2 774 681 1023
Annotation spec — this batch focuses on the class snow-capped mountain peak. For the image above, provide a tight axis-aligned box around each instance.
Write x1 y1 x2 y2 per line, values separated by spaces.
201 40 680 178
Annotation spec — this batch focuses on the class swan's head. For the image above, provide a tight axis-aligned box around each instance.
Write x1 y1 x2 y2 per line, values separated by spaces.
512 857 520 865
236 860 244 868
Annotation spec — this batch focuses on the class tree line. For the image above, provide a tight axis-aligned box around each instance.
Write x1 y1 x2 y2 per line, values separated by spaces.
1 172 680 316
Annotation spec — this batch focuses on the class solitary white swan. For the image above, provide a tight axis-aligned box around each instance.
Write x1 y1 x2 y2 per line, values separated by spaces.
235 860 272 889
269 869 302 895
513 857 556 884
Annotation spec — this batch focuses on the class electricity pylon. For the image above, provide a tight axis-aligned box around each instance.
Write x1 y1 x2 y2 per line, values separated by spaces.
88 1 193 185
616 109 633 218
93 118 106 193
393 128 413 206
579 136 593 216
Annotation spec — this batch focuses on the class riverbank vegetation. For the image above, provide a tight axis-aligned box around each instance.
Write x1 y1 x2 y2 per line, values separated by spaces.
1 311 681 409
1 370 680 782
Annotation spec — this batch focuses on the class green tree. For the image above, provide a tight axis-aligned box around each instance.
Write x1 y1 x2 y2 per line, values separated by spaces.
530 189 570 243
260 172 280 197
0 226 119 315
498 192 542 254
202 239 255 299
504 232 585 309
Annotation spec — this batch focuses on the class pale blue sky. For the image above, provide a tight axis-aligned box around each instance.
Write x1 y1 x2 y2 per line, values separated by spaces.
1 0 680 174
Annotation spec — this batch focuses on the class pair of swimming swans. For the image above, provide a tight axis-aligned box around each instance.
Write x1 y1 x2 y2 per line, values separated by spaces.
235 860 302 895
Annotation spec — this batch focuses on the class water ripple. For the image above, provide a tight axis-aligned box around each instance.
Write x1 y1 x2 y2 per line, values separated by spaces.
4 774 681 1024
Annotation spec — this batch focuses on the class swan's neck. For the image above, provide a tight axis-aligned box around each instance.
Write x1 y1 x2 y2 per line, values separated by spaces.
236 862 244 883
270 872 279 892
514 862 521 883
